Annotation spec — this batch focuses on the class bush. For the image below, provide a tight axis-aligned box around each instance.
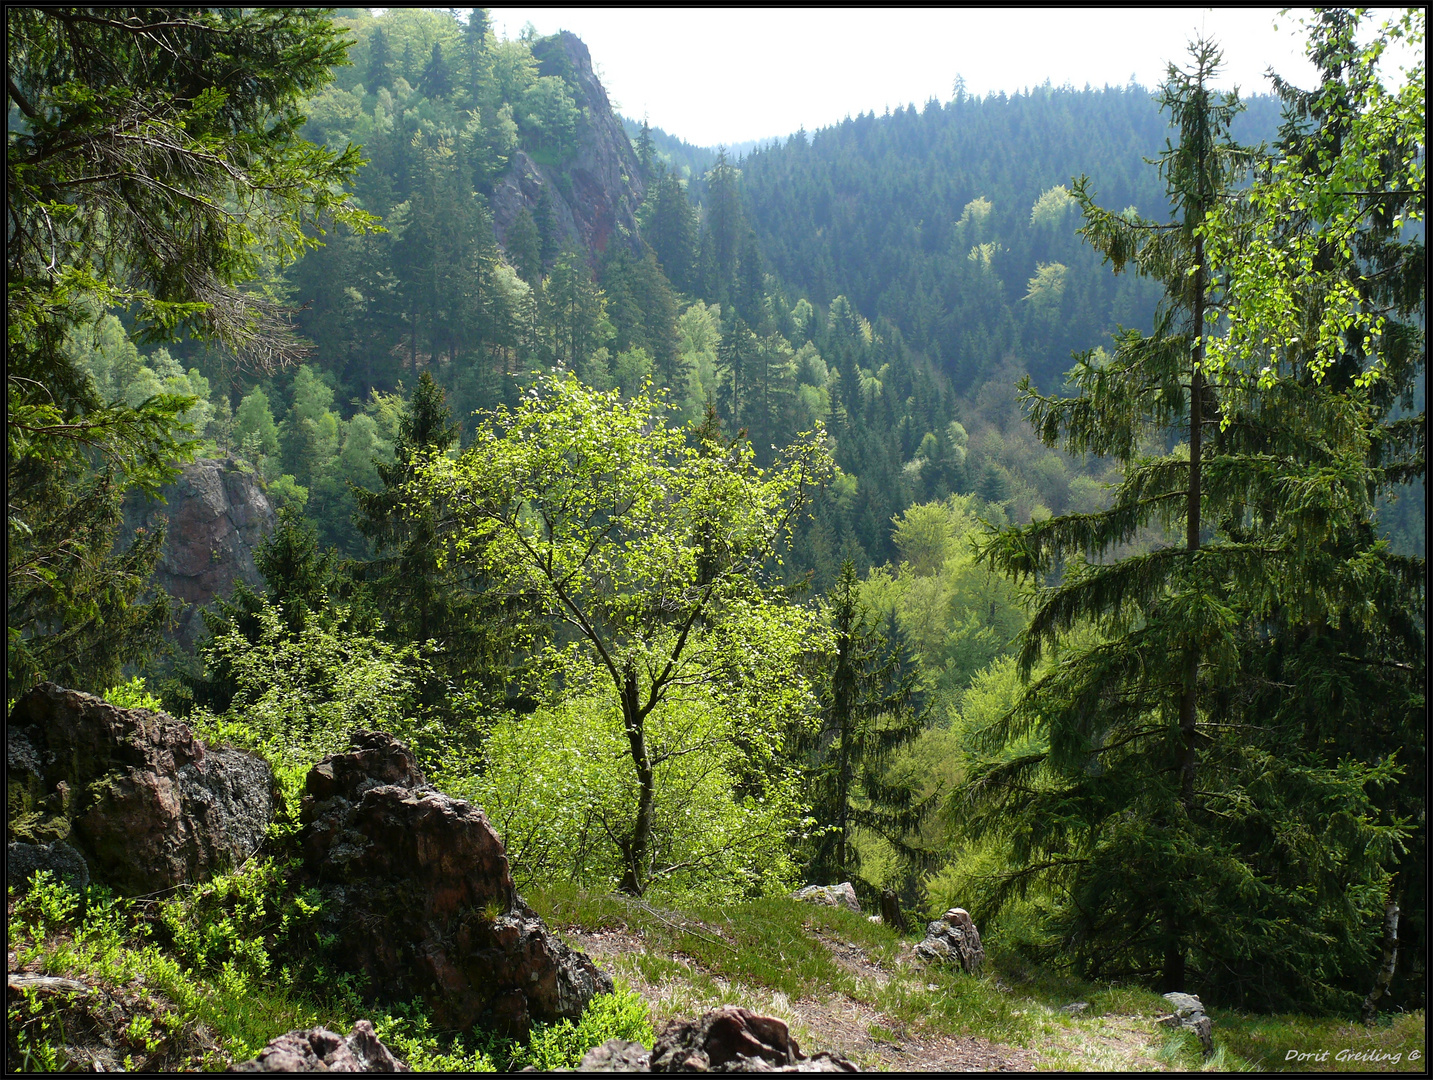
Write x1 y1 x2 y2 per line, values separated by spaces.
508 983 655 1070
461 692 808 900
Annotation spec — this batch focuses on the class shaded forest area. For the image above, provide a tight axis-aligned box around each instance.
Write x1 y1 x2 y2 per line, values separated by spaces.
7 3 1425 1036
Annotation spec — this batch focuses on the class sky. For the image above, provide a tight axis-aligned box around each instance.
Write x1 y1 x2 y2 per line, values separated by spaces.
482 7 1417 148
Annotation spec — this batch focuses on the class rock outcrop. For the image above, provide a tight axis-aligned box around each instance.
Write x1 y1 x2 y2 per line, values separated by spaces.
914 907 985 974
124 456 276 651
792 882 862 914
228 1020 408 1073
1157 992 1213 1056
6 838 90 899
490 31 645 262
582 1006 859 1073
6 683 276 896
297 731 612 1036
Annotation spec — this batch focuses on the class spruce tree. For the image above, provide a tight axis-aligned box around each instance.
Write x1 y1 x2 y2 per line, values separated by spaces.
367 26 392 90
802 560 930 885
965 39 1406 1005
506 209 544 286
420 42 452 99
353 371 526 707
6 8 369 693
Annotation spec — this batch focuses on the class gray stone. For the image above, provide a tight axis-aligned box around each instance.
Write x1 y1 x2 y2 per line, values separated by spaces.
914 907 985 974
579 1039 652 1071
228 1020 409 1072
1158 991 1213 1056
792 882 861 914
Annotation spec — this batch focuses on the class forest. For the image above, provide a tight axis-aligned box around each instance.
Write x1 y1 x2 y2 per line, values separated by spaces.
5 5 1426 1071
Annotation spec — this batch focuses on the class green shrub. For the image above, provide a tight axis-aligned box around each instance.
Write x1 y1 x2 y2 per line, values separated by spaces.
103 675 165 711
464 692 808 901
508 983 655 1071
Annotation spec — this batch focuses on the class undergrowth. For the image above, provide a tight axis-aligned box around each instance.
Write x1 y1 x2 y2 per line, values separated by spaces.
6 868 649 1073
9 867 1423 1073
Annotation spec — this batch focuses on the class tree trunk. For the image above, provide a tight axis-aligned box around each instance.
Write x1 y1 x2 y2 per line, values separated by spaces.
1179 232 1205 810
619 667 655 896
1362 897 1400 1025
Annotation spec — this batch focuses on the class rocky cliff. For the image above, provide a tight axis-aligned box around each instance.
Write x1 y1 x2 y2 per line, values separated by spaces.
490 31 646 262
125 458 276 651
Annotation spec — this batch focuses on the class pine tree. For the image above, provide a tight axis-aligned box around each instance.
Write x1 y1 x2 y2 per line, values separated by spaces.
6 8 369 693
420 42 452 99
966 39 1406 1005
635 117 655 179
648 173 699 293
353 371 523 706
802 560 930 884
367 26 392 90
506 209 544 286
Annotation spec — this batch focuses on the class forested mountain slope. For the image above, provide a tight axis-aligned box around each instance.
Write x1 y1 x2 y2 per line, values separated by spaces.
738 87 1282 395
7 6 1423 1047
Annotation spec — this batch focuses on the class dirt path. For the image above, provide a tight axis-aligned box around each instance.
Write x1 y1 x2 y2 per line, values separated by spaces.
562 927 1039 1072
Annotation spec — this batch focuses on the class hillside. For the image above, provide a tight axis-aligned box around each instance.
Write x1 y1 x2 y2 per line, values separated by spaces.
7 8 1425 1072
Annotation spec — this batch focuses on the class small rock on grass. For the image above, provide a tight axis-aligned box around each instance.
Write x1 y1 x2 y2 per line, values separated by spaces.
1156 992 1213 1056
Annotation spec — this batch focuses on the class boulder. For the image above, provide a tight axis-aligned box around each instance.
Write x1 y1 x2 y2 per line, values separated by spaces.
123 456 276 651
297 731 612 1036
7 839 90 898
648 1006 860 1073
580 1039 652 1071
228 1020 408 1072
1157 991 1213 1056
914 907 985 974
792 882 861 914
6 684 276 896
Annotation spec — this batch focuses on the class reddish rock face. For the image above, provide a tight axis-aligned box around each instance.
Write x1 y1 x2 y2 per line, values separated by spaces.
490 31 646 265
646 1006 860 1073
124 457 276 650
6 684 276 896
298 732 612 1036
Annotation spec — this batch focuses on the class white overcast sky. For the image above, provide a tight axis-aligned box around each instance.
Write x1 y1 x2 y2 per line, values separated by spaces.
481 7 1417 147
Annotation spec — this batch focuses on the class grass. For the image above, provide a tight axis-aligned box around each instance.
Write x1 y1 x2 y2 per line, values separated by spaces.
1213 1010 1426 1072
9 870 1424 1072
528 881 1425 1073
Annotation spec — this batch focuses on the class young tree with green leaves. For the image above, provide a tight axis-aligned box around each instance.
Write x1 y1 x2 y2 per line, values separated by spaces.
420 376 832 894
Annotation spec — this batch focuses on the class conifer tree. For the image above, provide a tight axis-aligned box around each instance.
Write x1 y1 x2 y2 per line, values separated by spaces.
506 209 544 286
965 39 1407 1005
636 117 655 179
353 371 523 705
6 7 370 693
420 41 452 99
367 26 393 89
648 173 699 293
802 560 930 884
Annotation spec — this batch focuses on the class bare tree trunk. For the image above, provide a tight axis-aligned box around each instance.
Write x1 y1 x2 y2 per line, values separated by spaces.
1362 898 1400 1025
619 666 655 896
